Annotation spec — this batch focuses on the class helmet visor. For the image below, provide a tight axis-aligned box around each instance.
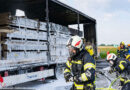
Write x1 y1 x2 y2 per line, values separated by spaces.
67 45 76 58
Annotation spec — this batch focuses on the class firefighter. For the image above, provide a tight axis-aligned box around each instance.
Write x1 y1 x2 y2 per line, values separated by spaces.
117 41 128 58
106 53 130 90
85 42 94 58
64 35 96 90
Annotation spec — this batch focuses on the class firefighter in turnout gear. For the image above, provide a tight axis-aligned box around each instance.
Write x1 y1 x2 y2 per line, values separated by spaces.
117 42 128 58
64 35 96 90
106 53 130 90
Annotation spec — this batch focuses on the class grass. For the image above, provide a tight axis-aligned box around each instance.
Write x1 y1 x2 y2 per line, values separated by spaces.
98 46 117 59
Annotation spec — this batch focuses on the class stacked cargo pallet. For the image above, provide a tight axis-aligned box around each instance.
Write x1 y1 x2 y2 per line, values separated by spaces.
0 12 48 64
49 23 83 63
49 23 71 63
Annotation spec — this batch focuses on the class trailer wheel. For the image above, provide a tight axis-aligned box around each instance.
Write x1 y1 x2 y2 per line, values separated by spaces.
46 65 57 79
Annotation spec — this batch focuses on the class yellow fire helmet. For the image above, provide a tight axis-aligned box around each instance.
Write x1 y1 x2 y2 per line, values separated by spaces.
120 41 125 46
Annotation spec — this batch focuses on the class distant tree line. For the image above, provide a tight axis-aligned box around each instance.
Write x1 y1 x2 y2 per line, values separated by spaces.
99 44 114 46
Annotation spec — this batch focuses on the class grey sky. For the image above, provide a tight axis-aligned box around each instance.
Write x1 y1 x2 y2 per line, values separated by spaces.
59 0 130 45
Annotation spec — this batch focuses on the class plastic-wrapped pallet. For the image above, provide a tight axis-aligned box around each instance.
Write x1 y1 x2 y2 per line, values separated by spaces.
49 22 71 63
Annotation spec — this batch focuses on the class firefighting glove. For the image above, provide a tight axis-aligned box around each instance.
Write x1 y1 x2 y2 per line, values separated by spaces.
64 73 73 82
68 76 74 82
74 75 82 82
68 57 72 62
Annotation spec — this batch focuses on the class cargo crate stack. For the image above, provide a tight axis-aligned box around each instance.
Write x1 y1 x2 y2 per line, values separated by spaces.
0 12 48 63
49 23 71 63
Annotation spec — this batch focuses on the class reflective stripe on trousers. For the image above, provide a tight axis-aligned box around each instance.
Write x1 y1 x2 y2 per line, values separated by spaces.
74 82 95 90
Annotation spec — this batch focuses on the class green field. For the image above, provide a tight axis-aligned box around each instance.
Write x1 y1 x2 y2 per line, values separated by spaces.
98 46 117 59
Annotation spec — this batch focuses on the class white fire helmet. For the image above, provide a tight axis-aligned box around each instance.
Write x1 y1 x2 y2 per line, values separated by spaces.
106 53 117 61
67 35 83 50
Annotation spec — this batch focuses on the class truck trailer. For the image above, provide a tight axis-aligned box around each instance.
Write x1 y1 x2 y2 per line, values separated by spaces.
0 0 97 88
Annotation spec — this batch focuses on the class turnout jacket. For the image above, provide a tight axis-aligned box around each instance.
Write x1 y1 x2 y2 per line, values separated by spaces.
114 58 130 73
117 46 128 58
113 58 130 86
64 49 96 90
